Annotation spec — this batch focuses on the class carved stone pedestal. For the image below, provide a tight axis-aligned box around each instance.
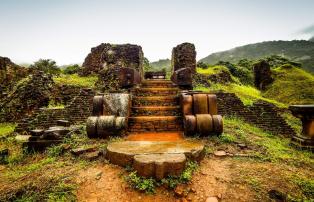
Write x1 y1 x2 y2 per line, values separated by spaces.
289 105 314 150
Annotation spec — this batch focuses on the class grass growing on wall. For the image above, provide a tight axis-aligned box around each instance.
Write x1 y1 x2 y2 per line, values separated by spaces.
0 123 16 137
53 74 98 88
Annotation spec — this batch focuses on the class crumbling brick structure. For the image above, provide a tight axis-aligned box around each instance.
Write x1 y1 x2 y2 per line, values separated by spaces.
253 60 273 90
0 71 54 122
171 43 196 89
0 56 29 93
80 43 143 91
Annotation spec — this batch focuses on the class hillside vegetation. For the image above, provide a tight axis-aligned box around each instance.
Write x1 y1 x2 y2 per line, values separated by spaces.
199 40 314 73
264 65 314 105
150 59 171 71
53 74 97 88
195 57 314 107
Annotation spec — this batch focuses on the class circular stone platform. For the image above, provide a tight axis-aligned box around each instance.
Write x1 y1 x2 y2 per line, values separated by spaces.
106 140 205 179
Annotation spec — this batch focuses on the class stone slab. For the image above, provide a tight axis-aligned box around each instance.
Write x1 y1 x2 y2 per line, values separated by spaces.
106 140 205 167
15 135 31 142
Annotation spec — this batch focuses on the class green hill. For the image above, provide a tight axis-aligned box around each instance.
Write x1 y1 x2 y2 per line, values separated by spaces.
194 62 314 107
263 64 314 105
309 36 314 42
199 40 314 73
150 59 171 71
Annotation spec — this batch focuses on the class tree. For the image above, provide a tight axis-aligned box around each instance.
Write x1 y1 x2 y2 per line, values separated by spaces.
143 57 152 71
63 64 80 74
197 61 208 69
30 59 61 75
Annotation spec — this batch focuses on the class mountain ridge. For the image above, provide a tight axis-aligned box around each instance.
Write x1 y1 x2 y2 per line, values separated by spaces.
199 40 314 73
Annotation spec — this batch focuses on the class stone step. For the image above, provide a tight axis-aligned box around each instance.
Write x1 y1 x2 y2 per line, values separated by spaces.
128 116 183 132
141 80 176 88
132 96 179 107
126 132 184 141
132 88 179 96
142 80 173 84
131 106 181 116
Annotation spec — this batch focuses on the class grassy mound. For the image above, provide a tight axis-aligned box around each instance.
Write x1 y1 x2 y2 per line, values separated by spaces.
195 63 314 107
53 74 97 88
263 65 314 105
196 65 229 75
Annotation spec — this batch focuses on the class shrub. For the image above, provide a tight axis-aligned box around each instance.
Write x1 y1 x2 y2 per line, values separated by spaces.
125 171 156 194
30 59 61 75
63 64 81 74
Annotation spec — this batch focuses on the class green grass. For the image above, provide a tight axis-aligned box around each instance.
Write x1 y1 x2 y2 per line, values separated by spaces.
289 174 314 200
5 156 56 180
219 133 236 143
280 111 302 134
246 176 262 193
195 64 314 107
195 82 286 107
223 116 313 165
0 123 16 137
47 102 65 109
125 171 156 194
125 161 199 194
263 65 314 105
53 74 98 88
196 65 228 75
47 181 77 202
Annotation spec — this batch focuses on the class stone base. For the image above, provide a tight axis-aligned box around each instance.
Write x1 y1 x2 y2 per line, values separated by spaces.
106 140 205 178
133 153 186 180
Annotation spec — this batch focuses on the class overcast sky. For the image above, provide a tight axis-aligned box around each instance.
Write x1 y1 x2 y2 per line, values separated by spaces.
0 0 313 65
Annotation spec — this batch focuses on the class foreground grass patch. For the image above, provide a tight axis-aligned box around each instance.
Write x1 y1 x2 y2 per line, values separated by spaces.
124 161 199 194
195 83 285 107
222 116 313 165
53 74 98 88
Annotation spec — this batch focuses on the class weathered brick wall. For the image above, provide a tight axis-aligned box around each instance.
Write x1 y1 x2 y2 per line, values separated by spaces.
16 88 94 132
66 88 94 123
171 43 196 72
0 56 29 92
0 71 53 122
51 84 82 105
171 43 196 88
80 43 144 76
215 92 296 137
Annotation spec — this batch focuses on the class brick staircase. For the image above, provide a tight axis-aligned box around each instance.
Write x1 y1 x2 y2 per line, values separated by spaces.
216 92 296 137
129 80 183 132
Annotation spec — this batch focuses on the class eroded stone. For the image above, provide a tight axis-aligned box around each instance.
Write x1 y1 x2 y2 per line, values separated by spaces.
106 140 205 167
133 153 186 180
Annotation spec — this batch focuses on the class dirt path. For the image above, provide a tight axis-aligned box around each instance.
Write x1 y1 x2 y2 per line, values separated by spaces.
75 157 254 202
76 163 175 202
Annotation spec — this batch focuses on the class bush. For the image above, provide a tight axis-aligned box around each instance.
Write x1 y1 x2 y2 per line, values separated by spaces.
30 59 61 75
161 161 198 189
125 171 156 194
197 61 208 69
63 64 80 74
216 61 253 85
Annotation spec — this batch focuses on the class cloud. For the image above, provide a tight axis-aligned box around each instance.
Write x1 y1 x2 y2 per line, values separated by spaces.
300 24 314 34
